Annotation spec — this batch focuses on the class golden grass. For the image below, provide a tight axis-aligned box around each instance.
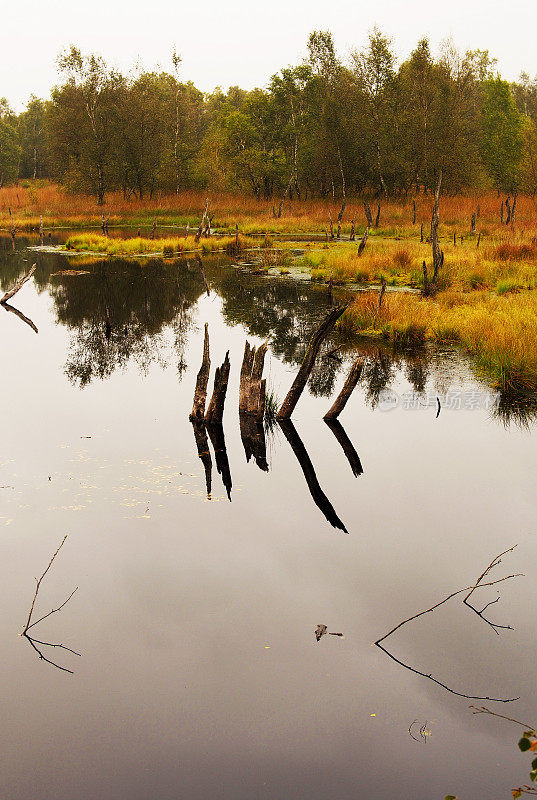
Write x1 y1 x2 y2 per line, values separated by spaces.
343 288 537 390
65 232 249 256
3 182 537 236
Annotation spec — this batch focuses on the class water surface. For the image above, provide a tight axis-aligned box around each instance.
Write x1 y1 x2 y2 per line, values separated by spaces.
1 237 536 800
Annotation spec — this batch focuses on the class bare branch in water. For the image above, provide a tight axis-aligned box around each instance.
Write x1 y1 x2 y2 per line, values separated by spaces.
21 535 80 674
1 263 36 304
375 547 522 702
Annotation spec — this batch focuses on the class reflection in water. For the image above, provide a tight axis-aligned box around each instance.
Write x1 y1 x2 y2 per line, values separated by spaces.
21 535 80 674
375 547 522 702
1 301 38 333
206 422 233 501
239 414 269 472
191 420 212 498
278 419 347 532
324 419 363 477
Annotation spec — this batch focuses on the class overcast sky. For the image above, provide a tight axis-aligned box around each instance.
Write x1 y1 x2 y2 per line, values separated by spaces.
3 0 536 111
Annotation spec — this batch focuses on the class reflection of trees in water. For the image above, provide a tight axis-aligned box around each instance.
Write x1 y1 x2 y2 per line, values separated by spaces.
49 259 203 387
4 246 537 425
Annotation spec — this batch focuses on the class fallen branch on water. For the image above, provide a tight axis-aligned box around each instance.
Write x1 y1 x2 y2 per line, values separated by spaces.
1 263 36 304
374 546 522 702
21 534 80 674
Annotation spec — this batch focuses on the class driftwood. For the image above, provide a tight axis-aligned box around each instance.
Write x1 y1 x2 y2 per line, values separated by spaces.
363 201 373 227
278 419 347 532
323 357 364 420
191 420 212 497
239 341 267 419
277 305 347 420
205 351 230 424
357 227 369 256
190 323 211 421
1 263 36 305
324 419 363 477
206 422 232 500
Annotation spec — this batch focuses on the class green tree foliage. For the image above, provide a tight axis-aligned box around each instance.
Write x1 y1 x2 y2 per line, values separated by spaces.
481 77 524 191
2 36 537 200
0 99 20 187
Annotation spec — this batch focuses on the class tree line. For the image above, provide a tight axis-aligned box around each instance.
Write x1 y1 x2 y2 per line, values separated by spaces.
1 31 537 202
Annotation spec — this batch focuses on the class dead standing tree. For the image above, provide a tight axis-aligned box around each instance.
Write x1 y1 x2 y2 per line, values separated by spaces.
357 227 369 257
194 199 209 243
422 171 443 297
277 305 347 420
190 323 211 421
205 351 231 424
239 341 267 420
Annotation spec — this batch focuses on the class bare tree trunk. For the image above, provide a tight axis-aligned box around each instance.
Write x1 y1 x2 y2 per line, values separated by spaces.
349 219 355 241
363 201 373 227
471 213 476 234
277 305 347 420
195 199 209 242
357 227 369 256
413 200 416 225
1 263 36 304
205 352 230 424
423 170 443 296
189 323 210 421
375 204 381 228
323 357 364 420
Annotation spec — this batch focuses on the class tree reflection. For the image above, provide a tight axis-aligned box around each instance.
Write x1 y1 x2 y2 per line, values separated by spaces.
48 258 202 387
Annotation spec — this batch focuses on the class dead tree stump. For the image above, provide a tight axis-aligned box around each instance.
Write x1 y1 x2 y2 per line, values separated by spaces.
205 351 230 424
277 305 347 420
189 323 211 421
357 227 369 256
323 357 364 420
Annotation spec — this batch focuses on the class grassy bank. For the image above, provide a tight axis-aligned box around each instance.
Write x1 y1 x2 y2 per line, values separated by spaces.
64 232 249 256
2 182 537 236
341 288 537 390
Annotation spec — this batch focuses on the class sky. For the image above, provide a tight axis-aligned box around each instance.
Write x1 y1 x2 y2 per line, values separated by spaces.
3 0 536 111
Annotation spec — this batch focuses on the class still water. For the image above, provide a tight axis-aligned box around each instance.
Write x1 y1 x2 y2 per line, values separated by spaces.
1 237 536 800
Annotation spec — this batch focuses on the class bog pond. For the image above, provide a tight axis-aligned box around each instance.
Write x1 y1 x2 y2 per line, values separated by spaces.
1 233 536 800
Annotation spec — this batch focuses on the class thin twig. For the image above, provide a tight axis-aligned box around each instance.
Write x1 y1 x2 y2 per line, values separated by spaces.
375 547 522 702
